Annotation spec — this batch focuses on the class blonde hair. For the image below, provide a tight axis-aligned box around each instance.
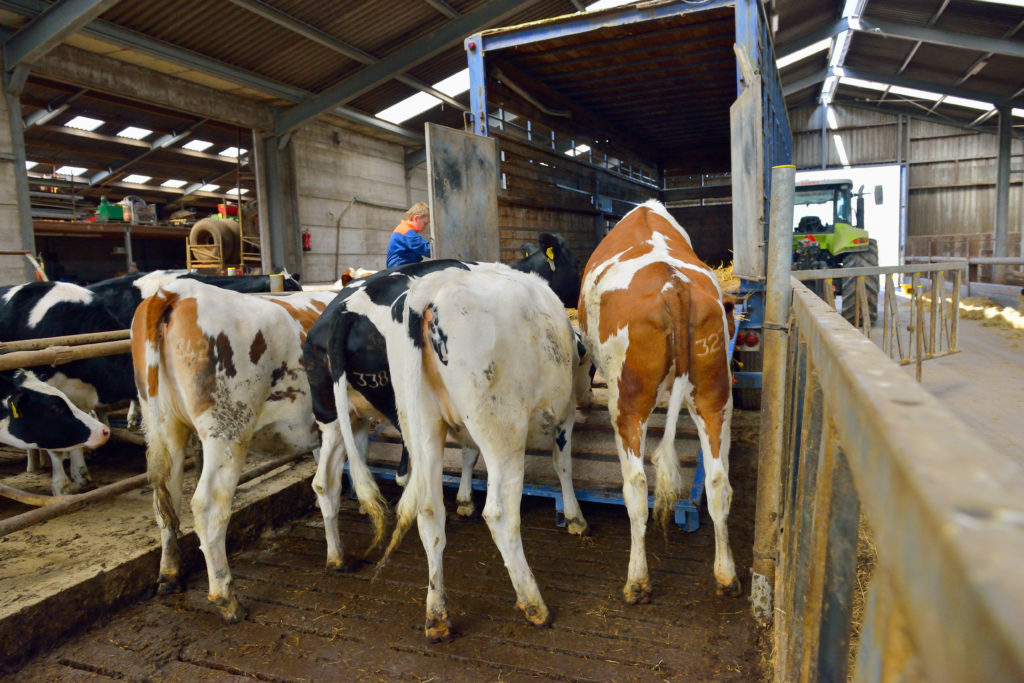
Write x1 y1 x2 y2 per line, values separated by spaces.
405 202 429 221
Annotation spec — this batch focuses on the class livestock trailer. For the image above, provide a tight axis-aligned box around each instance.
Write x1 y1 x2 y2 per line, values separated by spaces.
394 0 792 520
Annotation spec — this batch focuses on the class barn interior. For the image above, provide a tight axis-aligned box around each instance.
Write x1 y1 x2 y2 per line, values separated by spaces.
1 0 1023 679
3 0 1021 286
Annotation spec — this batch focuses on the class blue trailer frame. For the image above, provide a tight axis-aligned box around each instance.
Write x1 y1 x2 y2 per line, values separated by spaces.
459 0 792 530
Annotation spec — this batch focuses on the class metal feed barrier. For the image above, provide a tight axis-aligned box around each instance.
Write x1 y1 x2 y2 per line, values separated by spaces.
764 281 1024 681
792 262 968 381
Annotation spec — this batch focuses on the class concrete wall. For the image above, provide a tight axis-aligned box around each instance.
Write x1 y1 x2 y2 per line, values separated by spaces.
292 121 426 284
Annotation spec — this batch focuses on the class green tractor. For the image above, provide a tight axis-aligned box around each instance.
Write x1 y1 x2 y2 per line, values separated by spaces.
792 179 883 325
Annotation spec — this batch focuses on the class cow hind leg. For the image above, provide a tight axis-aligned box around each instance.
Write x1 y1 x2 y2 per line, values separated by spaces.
614 414 652 604
552 414 588 536
192 437 248 623
312 420 351 571
477 436 549 627
411 423 452 642
455 447 479 517
690 403 740 596
147 420 190 595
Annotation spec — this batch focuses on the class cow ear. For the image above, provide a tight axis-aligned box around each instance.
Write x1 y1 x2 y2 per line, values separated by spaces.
538 233 557 251
8 394 21 419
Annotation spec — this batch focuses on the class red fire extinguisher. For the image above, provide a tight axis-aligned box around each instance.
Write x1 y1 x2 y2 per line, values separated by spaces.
301 230 312 252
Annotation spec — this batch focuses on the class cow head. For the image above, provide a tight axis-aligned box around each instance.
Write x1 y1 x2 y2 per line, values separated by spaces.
512 233 583 309
0 371 110 451
723 296 737 341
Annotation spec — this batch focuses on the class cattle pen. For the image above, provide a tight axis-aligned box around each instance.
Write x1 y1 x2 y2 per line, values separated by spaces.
1 2 1024 682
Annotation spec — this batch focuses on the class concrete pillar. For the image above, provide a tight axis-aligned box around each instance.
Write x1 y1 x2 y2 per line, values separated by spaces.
0 81 35 284
257 133 301 277
995 106 1011 283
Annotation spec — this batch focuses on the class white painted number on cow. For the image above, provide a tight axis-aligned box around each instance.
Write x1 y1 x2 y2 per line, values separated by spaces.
352 370 390 389
695 333 721 357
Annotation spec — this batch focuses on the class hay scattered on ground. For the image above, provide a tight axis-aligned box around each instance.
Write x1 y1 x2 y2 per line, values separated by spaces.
920 294 1024 342
849 517 878 679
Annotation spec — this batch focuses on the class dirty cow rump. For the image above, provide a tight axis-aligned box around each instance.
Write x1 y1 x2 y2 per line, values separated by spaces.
578 199 739 603
303 259 589 576
371 264 583 640
131 279 333 622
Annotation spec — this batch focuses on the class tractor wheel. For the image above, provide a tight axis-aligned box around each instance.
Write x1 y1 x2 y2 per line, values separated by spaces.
840 240 879 326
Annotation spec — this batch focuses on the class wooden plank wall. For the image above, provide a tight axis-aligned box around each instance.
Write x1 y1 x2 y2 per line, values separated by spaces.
496 132 654 266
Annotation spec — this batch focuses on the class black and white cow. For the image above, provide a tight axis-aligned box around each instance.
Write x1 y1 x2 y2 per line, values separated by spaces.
511 233 582 308
88 270 302 328
302 255 591 574
308 262 584 640
0 370 111 484
0 282 136 494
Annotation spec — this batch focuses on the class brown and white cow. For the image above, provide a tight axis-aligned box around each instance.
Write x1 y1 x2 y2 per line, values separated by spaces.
131 279 335 622
578 199 739 602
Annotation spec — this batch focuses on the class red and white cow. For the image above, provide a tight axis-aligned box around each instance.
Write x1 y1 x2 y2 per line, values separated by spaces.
131 279 335 622
353 263 581 641
578 199 739 602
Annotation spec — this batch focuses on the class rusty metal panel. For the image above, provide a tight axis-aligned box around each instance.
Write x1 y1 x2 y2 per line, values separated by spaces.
426 123 499 262
730 77 765 280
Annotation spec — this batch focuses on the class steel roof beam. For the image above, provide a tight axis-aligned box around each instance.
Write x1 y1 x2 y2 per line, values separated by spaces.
423 0 460 19
226 0 466 111
778 14 1024 63
275 0 540 136
839 66 1024 108
860 17 1024 61
23 87 86 128
88 119 207 187
2 0 120 75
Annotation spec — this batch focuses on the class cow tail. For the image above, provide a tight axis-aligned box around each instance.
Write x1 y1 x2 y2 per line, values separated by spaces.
325 317 388 553
652 277 689 532
130 289 179 532
332 376 389 553
375 309 430 577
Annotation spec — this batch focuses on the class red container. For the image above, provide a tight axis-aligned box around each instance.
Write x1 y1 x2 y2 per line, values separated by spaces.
218 204 239 217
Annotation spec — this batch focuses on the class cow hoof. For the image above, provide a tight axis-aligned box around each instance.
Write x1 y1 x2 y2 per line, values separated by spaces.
456 500 475 517
566 517 590 537
424 614 453 642
623 580 651 605
717 577 743 597
325 556 358 573
213 594 247 623
518 601 551 627
157 575 184 595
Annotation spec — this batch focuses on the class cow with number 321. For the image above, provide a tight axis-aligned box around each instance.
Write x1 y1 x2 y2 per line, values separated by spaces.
577 199 740 604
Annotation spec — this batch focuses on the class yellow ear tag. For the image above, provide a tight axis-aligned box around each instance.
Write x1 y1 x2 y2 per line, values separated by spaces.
545 247 555 261
10 403 19 419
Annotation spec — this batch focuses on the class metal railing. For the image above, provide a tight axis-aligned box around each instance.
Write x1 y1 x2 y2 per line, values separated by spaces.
792 262 968 380
768 281 1024 681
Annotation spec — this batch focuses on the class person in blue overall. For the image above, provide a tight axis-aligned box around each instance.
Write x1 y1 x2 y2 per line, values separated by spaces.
386 202 431 268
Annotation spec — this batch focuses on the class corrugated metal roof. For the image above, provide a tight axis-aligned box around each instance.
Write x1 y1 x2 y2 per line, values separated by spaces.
774 0 1024 137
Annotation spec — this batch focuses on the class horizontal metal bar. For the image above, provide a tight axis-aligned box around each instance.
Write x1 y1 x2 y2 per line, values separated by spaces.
789 281 1024 679
0 329 128 353
478 0 734 53
905 255 1024 266
0 339 130 371
791 262 967 281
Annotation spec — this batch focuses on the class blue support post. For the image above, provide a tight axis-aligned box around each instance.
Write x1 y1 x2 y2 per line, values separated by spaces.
465 33 489 137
